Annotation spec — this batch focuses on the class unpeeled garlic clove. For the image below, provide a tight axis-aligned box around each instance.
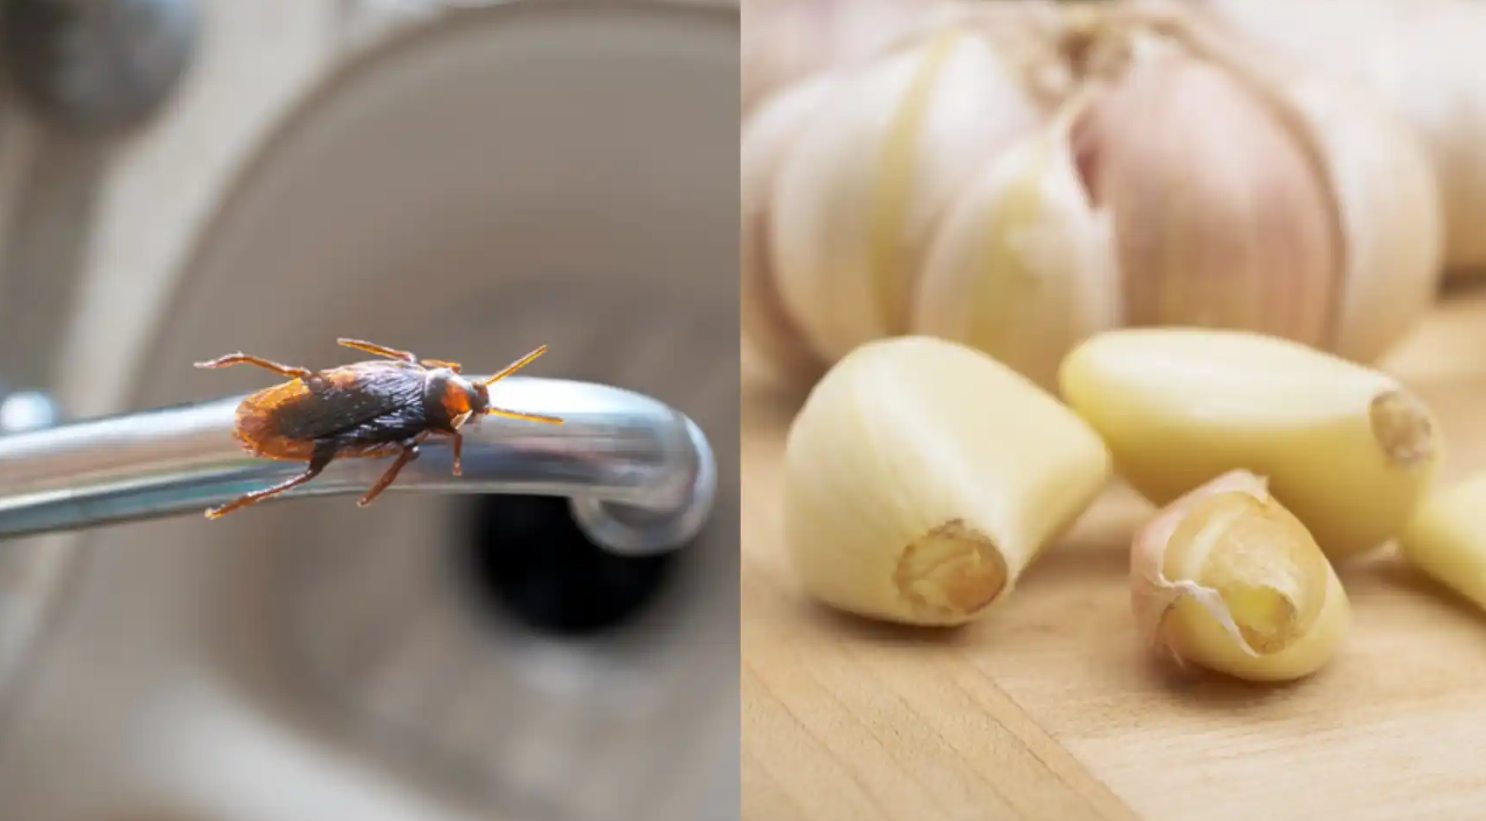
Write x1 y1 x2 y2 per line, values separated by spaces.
1190 0 1486 273
1147 3 1446 362
783 336 1111 626
769 25 1044 365
1071 44 1342 349
1132 469 1350 682
1277 71 1444 362
1399 471 1486 612
742 74 838 386
1060 327 1441 560
1054 3 1440 362
910 94 1122 391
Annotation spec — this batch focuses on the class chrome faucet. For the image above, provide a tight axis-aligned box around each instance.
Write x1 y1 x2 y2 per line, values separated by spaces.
0 377 717 556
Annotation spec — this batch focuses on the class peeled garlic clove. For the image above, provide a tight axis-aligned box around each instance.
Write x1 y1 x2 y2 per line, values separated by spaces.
1133 469 1350 682
783 336 1112 626
771 26 1043 365
910 100 1121 391
1278 72 1443 362
1060 328 1441 560
742 74 839 386
1073 47 1342 349
1399 471 1486 611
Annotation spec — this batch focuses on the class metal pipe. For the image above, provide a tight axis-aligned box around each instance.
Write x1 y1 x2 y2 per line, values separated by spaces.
0 376 716 556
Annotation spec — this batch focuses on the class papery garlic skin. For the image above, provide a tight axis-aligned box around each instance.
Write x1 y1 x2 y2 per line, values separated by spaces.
1073 46 1340 349
782 336 1111 626
1400 471 1486 611
770 27 1044 365
911 102 1121 391
1132 470 1349 682
742 75 839 385
1061 328 1441 560
1191 0 1486 273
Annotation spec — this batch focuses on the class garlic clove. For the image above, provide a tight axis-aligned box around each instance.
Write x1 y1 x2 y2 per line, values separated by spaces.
742 74 839 386
1132 469 1350 682
783 335 1112 626
770 25 1044 365
1072 45 1342 349
910 96 1122 391
1399 470 1486 612
1190 0 1486 273
1280 72 1443 362
1059 327 1441 560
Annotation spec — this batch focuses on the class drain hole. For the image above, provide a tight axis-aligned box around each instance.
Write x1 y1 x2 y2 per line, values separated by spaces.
458 495 677 637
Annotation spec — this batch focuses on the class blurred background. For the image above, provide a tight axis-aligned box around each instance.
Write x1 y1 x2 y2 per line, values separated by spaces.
0 1 738 820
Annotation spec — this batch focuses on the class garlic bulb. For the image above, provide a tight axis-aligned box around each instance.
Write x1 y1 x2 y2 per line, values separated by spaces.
742 0 939 114
1188 0 1486 274
745 0 1444 393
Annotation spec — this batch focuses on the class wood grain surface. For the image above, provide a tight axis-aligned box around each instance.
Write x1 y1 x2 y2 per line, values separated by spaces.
741 290 1486 821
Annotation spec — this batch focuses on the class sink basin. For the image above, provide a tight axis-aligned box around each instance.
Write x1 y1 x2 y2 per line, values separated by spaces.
0 3 739 820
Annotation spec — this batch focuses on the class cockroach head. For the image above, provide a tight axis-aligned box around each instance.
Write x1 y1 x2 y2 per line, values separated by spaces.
445 371 489 414
467 379 491 414
425 367 489 422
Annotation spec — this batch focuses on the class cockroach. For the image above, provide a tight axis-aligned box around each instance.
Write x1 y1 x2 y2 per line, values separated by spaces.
194 338 563 520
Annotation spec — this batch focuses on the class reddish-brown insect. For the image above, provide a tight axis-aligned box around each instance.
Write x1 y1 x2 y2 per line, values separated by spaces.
195 338 562 519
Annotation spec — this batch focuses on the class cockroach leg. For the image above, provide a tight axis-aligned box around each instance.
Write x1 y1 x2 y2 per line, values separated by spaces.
357 439 420 507
481 345 549 386
194 354 313 379
205 442 336 519
422 358 462 372
443 411 473 476
337 338 417 364
486 406 564 425
449 430 463 477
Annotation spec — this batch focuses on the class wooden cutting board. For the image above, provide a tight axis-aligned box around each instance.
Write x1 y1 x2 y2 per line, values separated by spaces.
741 289 1486 821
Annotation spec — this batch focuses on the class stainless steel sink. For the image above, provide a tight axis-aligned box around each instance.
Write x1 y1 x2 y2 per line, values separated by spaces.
0 3 739 819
